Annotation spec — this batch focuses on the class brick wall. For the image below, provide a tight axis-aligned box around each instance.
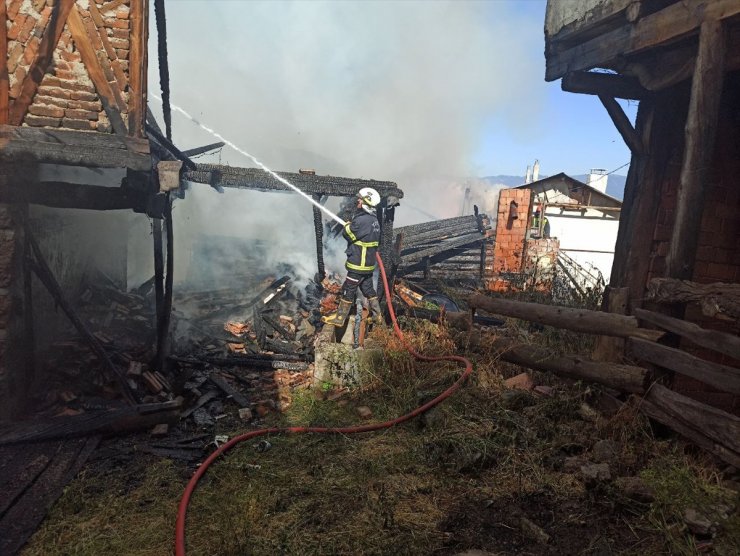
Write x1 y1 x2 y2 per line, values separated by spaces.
643 72 740 413
7 0 133 133
492 188 532 274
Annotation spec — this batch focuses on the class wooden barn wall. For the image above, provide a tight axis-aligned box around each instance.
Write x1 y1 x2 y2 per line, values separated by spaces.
645 71 740 411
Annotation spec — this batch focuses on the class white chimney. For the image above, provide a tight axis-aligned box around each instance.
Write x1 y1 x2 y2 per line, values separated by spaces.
532 159 540 182
525 165 532 184
587 168 608 193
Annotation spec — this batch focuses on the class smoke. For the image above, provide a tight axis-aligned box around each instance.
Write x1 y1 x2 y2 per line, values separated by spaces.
148 1 545 283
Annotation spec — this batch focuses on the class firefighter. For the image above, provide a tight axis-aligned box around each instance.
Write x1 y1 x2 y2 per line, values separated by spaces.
322 187 384 327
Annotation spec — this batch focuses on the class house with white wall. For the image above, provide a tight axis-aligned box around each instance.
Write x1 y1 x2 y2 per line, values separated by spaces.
516 171 622 282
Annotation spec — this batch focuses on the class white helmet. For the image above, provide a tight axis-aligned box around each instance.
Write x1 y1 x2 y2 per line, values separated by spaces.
358 187 381 214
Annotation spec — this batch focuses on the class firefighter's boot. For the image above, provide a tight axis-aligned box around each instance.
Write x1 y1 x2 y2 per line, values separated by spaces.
367 297 384 326
322 298 353 327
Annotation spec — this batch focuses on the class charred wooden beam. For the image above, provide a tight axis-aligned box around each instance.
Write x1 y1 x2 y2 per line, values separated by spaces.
312 194 326 281
181 142 225 157
633 307 740 361
395 215 479 237
401 233 486 264
25 228 136 404
628 337 740 395
640 384 740 468
0 180 147 211
146 124 196 171
492 337 647 394
0 125 150 171
208 375 250 407
646 278 740 321
666 19 726 280
599 95 644 155
468 293 664 341
183 164 404 199
562 71 648 100
0 401 181 446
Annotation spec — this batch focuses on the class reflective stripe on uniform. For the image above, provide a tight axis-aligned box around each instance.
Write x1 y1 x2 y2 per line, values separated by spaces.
344 222 357 242
354 240 379 247
346 261 375 272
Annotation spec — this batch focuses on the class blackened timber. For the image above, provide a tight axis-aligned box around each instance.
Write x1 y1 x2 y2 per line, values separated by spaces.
208 375 250 407
395 215 478 237
599 95 645 155
181 142 225 157
0 180 147 211
312 194 325 281
562 71 648 100
25 228 136 404
146 124 196 171
401 220 486 249
183 164 403 199
665 19 726 280
0 125 150 171
402 233 486 263
152 218 164 355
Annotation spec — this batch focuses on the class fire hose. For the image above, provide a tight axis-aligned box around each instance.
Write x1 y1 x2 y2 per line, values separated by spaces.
174 254 473 555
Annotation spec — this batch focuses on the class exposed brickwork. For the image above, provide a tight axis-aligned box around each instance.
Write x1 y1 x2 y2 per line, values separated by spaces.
492 188 532 274
641 74 740 413
6 0 134 134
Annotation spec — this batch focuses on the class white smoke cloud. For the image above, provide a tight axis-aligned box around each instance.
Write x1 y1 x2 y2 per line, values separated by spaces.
146 0 546 285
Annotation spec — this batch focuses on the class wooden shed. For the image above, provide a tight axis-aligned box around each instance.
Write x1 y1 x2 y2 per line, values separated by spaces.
545 0 740 412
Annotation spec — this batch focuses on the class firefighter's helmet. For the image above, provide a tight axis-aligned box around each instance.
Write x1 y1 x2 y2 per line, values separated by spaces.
358 187 381 214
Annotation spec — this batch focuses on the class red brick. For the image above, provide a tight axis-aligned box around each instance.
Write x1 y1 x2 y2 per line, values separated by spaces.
28 104 65 118
8 0 22 20
119 60 129 72
70 90 98 101
109 37 129 50
115 48 129 60
17 15 39 43
59 80 95 93
116 6 129 19
82 16 104 50
107 18 129 29
67 98 102 111
7 15 27 41
24 113 61 127
65 108 98 121
34 95 69 109
37 5 52 31
38 85 72 99
54 69 78 81
61 118 95 130
23 36 41 65
111 28 129 39
60 50 82 63
10 66 27 98
7 42 24 74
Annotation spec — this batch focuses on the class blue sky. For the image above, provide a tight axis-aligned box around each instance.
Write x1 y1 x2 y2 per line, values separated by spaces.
152 0 637 181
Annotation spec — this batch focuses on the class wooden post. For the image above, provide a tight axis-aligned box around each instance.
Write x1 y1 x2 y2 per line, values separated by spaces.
128 0 147 136
152 217 165 354
312 194 325 281
592 286 630 362
665 19 726 279
156 198 174 372
0 1 8 124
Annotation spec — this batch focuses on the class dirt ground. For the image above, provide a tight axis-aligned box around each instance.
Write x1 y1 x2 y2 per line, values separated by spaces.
22 320 740 555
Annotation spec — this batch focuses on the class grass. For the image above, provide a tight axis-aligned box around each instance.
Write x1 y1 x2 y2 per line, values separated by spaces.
23 319 740 555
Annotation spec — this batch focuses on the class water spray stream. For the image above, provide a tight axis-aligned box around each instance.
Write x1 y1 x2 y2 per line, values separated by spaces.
150 94 347 227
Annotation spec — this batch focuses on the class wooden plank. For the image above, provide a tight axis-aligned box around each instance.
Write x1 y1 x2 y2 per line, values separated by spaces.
665 19 726 280
646 278 740 320
128 0 146 137
0 1 8 124
0 403 180 446
628 337 740 395
208 374 251 408
592 286 629 362
598 95 644 155
0 124 150 170
640 384 740 468
9 0 76 125
492 338 646 394
562 71 648 100
67 6 127 135
87 1 128 104
633 307 740 362
546 0 740 81
468 293 665 342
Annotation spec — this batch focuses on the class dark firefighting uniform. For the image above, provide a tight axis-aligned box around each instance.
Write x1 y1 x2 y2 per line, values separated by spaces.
340 209 381 301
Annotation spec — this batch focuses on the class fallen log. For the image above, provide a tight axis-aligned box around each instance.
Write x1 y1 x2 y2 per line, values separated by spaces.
646 278 740 320
0 401 182 446
491 338 647 394
640 384 740 468
208 375 251 407
468 293 664 342
633 308 740 362
627 337 740 395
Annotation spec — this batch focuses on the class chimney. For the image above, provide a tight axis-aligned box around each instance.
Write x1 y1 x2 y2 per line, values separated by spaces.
532 159 540 182
587 168 608 193
525 165 532 184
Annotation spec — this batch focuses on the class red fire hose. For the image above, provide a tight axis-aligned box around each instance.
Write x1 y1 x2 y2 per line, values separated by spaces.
174 255 474 555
